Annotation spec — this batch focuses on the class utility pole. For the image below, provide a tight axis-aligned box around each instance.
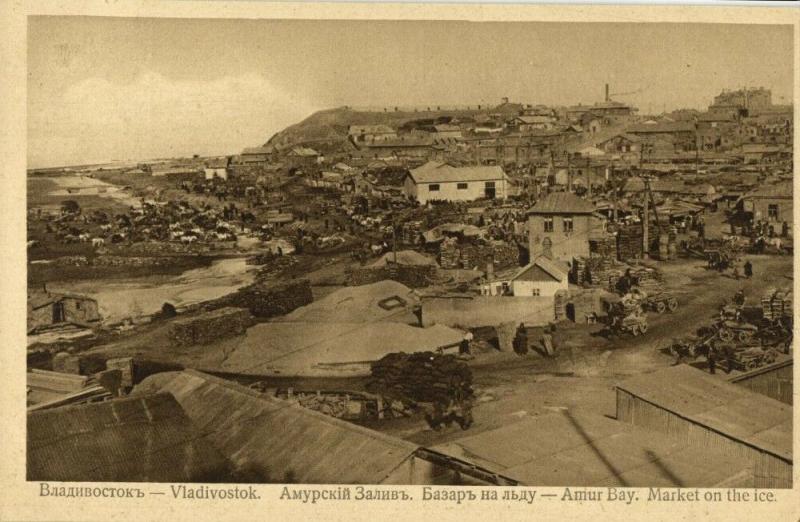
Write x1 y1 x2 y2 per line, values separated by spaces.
642 176 650 260
392 215 398 264
694 116 700 176
566 152 572 192
610 165 618 223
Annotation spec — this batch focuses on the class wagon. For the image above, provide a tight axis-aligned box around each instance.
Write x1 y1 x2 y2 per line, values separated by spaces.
642 293 679 314
714 320 758 343
608 310 649 336
726 346 780 371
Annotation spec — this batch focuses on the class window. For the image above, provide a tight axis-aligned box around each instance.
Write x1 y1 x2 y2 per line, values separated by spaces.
531 288 541 297
485 181 496 188
543 217 554 233
563 217 574 233
457 183 468 190
428 184 440 192
768 204 779 220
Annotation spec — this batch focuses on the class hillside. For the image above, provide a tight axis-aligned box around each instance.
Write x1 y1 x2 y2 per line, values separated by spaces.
264 106 485 152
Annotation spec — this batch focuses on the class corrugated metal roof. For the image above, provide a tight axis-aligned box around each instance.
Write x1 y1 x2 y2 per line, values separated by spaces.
434 411 750 487
153 371 420 484
616 365 792 461
27 393 229 482
528 192 596 214
409 161 506 184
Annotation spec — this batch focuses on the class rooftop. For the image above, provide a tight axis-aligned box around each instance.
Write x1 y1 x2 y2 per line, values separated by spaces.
627 122 695 134
742 181 792 200
434 411 750 487
616 365 792 462
409 161 506 184
528 192 596 214
27 393 229 482
143 370 421 484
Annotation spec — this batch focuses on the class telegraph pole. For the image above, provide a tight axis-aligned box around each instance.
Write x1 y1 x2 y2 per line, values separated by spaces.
642 178 649 260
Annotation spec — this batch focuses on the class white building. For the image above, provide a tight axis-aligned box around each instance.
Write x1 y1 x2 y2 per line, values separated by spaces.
204 157 229 180
404 161 509 204
481 256 569 297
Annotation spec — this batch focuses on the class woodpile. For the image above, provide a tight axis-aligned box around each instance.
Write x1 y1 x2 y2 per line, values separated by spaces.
366 352 473 405
761 289 792 322
401 221 424 245
589 236 617 258
616 223 674 261
348 264 436 288
439 237 461 269
169 307 251 345
616 224 645 261
554 290 569 321
438 238 518 271
571 255 624 288
210 279 313 318
291 392 361 419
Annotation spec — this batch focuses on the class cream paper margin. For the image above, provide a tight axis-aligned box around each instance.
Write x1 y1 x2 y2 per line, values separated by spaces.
0 2 798 521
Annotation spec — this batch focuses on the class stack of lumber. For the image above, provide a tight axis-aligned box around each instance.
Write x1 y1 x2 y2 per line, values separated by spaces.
366 352 473 405
616 224 644 261
554 290 569 321
401 221 424 245
572 255 623 287
293 393 356 419
762 289 793 322
589 236 617 258
169 307 251 345
439 237 461 269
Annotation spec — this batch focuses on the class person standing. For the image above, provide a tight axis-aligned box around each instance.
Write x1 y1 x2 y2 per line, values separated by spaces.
707 347 717 375
460 331 473 354
744 260 753 279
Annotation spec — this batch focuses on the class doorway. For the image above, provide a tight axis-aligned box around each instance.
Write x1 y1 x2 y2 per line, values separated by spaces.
52 301 65 323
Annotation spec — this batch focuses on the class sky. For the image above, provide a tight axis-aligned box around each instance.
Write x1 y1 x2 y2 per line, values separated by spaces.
28 17 793 168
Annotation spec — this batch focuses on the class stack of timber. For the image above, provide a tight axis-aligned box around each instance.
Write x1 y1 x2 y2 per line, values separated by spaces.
571 255 624 288
589 236 617 258
554 290 569 321
401 221 424 245
366 352 473 405
762 289 793 322
169 307 251 346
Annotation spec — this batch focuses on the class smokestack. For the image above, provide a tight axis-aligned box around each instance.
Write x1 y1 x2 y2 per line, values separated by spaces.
605 84 610 102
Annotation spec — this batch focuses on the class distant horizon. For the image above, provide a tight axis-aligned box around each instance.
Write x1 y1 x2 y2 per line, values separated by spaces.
28 18 793 169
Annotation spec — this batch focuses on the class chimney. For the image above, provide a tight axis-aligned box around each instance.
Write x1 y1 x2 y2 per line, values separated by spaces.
605 84 610 102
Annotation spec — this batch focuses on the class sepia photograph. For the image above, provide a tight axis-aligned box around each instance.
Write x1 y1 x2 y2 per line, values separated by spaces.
23 15 793 490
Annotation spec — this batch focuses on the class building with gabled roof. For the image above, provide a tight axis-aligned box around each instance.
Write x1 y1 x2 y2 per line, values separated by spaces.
481 256 569 297
404 161 509 204
616 364 792 488
527 192 604 262
348 124 398 143
738 180 792 228
139 370 509 485
27 393 230 482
